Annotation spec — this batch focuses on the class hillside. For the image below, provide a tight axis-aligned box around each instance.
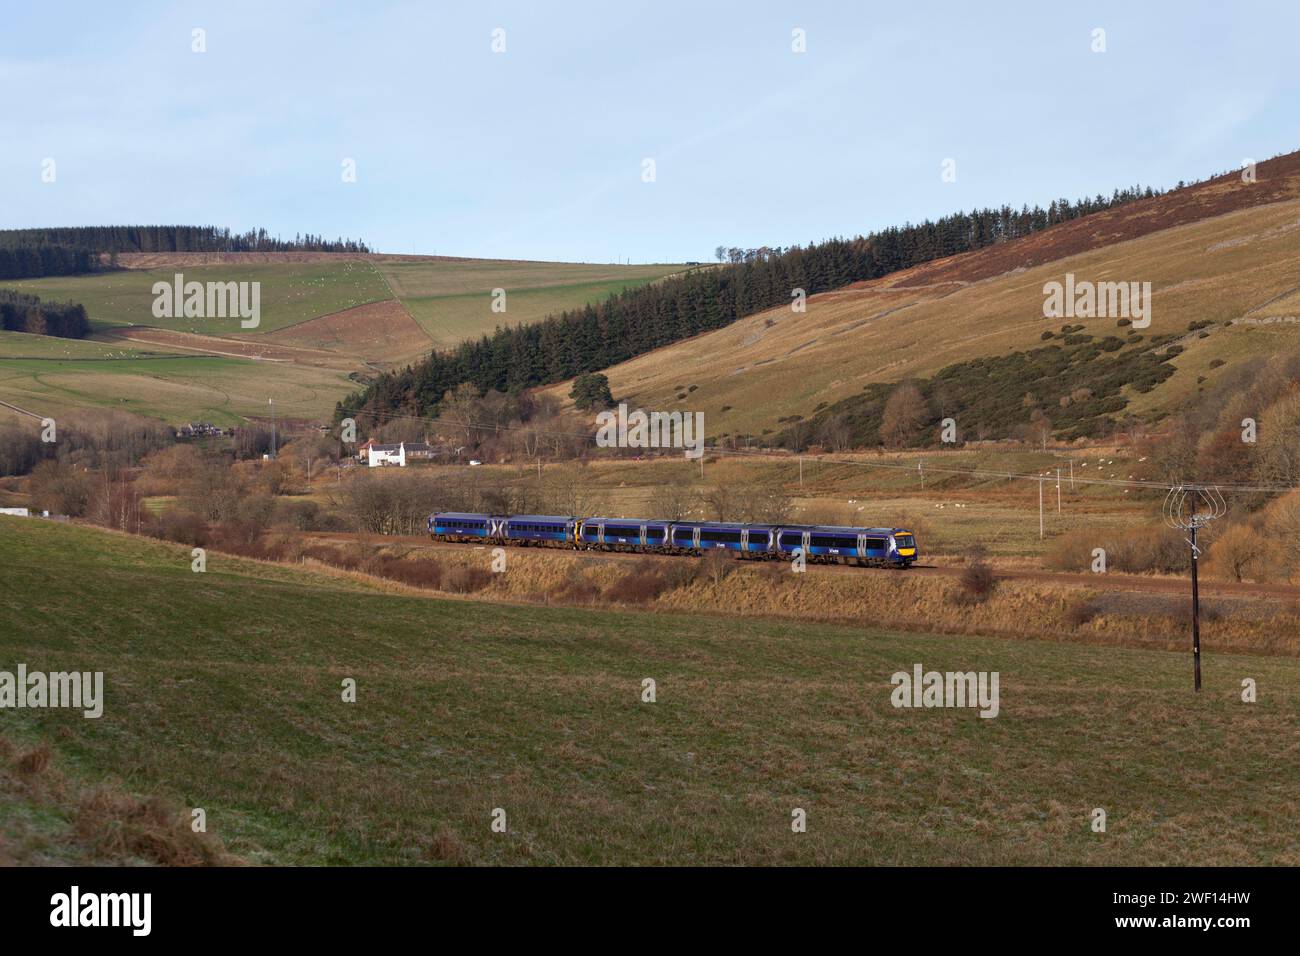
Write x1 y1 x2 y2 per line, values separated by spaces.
2 516 1297 865
0 254 687 425
372 257 692 349
551 154 1300 440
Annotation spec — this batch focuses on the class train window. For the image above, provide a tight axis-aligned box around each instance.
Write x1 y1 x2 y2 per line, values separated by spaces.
700 530 742 544
866 538 886 550
645 528 665 539
813 535 858 549
895 535 916 548
779 533 803 548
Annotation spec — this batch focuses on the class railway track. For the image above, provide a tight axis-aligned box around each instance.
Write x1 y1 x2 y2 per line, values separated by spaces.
303 532 1300 601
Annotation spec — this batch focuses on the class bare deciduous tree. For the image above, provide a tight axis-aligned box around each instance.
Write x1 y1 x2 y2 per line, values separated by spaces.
880 382 930 449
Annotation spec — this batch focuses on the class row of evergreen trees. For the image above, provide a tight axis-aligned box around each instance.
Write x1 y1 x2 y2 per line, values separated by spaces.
0 226 371 280
0 290 91 338
0 225 370 254
0 245 98 281
336 184 1163 424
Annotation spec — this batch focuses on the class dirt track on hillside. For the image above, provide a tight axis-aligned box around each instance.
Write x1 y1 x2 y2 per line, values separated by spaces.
101 328 355 368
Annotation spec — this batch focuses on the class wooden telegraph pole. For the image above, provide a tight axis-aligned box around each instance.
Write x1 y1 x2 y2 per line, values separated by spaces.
1164 485 1224 692
1038 476 1044 539
1190 491 1202 691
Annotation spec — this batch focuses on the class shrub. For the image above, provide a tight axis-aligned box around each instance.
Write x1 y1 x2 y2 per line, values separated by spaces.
552 577 600 604
372 555 444 589
1064 598 1101 627
443 565 492 594
16 744 51 775
604 559 672 603
74 788 229 866
955 560 997 604
697 548 737 587
275 499 323 531
152 509 209 546
301 544 360 569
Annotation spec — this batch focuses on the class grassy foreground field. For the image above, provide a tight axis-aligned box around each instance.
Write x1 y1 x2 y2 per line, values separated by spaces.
2 517 1297 865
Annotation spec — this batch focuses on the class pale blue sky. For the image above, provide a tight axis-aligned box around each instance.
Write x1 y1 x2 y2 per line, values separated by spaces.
2 0 1297 262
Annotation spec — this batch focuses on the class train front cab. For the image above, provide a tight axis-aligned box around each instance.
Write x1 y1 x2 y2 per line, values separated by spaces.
771 525 916 567
891 529 917 567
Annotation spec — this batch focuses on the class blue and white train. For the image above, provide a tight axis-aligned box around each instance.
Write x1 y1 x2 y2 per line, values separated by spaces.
427 512 918 567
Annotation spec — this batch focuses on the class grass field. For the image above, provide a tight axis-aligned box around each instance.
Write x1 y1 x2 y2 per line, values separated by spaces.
0 256 695 424
2 517 1296 865
2 261 392 335
0 353 356 425
0 330 189 361
549 198 1300 438
374 258 692 348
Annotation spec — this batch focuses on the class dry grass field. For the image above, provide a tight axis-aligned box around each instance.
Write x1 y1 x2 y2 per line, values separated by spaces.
264 299 433 365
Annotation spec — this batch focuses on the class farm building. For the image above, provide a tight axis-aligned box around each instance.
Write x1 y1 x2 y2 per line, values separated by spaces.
361 440 436 467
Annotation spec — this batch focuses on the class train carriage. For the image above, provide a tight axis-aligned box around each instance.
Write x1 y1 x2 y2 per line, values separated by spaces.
428 512 497 542
774 525 917 567
666 522 775 556
579 518 671 551
429 511 916 567
506 514 579 546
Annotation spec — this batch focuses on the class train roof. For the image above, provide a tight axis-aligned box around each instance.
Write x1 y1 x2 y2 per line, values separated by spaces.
775 525 908 534
665 520 775 529
584 516 671 524
432 513 913 534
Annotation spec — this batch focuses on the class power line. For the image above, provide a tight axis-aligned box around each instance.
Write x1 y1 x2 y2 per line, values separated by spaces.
301 406 1300 497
